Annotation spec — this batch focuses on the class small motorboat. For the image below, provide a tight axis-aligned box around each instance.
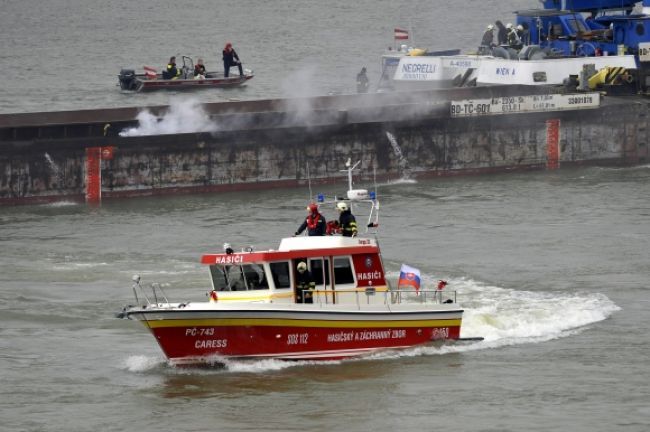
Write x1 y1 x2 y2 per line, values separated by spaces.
117 55 253 92
117 161 474 365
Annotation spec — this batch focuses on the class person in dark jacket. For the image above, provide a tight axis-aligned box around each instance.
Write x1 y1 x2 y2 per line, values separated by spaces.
507 24 522 50
481 24 495 47
336 202 357 237
222 42 243 77
295 261 315 303
495 21 508 45
295 203 327 236
516 24 529 46
356 67 369 93
162 56 181 80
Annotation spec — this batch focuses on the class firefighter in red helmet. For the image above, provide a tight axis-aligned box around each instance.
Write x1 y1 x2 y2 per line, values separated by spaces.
295 203 327 236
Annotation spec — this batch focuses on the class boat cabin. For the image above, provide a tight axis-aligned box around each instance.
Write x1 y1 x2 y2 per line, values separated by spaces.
516 7 650 61
200 236 388 305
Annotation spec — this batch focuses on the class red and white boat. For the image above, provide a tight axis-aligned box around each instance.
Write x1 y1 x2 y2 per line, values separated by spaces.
118 163 467 365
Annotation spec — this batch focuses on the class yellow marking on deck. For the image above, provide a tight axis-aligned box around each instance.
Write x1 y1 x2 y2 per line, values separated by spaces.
144 317 462 329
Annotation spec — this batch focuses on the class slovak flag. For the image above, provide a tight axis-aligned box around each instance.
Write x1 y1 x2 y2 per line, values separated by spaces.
394 28 409 40
398 264 421 293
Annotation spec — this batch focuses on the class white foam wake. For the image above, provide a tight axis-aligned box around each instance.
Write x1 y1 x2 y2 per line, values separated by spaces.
374 275 620 359
123 354 167 372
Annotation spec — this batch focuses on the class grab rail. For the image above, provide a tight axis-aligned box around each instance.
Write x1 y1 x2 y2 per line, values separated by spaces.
131 275 171 307
310 288 457 309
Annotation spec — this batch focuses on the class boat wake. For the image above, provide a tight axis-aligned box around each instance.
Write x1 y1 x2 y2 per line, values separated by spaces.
121 354 340 374
365 275 620 360
121 275 619 374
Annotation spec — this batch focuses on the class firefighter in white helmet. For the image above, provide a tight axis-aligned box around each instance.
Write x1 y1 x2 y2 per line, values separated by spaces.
481 24 495 48
295 261 315 304
336 201 358 237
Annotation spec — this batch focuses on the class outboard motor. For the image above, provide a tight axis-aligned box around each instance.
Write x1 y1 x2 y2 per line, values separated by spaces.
118 69 137 91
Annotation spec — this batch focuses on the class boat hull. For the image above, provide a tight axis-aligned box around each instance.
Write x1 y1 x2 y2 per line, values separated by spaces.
117 69 254 92
137 75 253 92
128 306 462 364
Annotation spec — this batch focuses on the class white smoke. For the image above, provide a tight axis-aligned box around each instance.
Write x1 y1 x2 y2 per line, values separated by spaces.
277 64 324 127
280 64 320 99
119 97 219 137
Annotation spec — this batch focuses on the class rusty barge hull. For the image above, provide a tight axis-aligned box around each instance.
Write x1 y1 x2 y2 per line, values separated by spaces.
1 86 648 205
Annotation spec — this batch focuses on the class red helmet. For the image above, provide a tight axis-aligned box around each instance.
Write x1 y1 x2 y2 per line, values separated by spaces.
307 203 318 213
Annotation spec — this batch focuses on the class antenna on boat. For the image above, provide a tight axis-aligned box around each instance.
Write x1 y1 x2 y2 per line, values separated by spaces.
344 158 361 192
370 164 379 231
306 161 313 202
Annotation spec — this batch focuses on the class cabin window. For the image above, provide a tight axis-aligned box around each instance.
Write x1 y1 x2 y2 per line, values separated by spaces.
209 264 269 291
242 264 269 290
270 262 291 289
210 265 228 291
310 258 330 286
333 257 355 285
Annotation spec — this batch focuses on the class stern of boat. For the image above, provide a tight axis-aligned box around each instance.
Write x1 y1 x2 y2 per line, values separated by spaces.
118 69 142 91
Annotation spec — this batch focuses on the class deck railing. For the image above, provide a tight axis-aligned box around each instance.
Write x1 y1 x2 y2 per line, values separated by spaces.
131 275 171 307
310 288 456 309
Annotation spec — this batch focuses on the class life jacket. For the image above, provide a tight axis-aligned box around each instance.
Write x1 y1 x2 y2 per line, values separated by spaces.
306 213 322 230
326 220 341 235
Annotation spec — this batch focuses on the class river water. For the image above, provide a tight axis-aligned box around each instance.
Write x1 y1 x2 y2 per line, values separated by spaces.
2 167 649 432
2 0 650 431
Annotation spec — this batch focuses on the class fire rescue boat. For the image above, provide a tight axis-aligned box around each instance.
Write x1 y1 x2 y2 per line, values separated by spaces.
117 162 468 365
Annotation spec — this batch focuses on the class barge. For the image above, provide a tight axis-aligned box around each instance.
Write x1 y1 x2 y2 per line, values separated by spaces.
3 1 650 205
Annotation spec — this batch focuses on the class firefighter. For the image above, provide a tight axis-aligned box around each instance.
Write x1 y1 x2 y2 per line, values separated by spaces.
295 203 327 236
481 24 495 48
336 202 358 237
295 261 315 304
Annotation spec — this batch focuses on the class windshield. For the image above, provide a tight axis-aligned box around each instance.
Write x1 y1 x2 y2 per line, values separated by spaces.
210 264 269 291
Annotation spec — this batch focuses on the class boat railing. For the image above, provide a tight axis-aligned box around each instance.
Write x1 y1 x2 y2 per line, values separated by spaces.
311 288 456 309
390 288 457 305
131 275 171 307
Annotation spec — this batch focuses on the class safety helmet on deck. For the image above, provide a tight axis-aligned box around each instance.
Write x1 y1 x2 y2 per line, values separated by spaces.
307 203 318 213
487 24 494 31
337 202 348 212
517 24 524 31
506 23 513 29
297 262 307 272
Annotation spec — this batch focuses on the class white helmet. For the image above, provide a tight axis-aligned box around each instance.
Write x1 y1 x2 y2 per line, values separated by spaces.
517 24 524 31
297 262 307 272
337 202 348 211
487 24 494 31
506 23 513 29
